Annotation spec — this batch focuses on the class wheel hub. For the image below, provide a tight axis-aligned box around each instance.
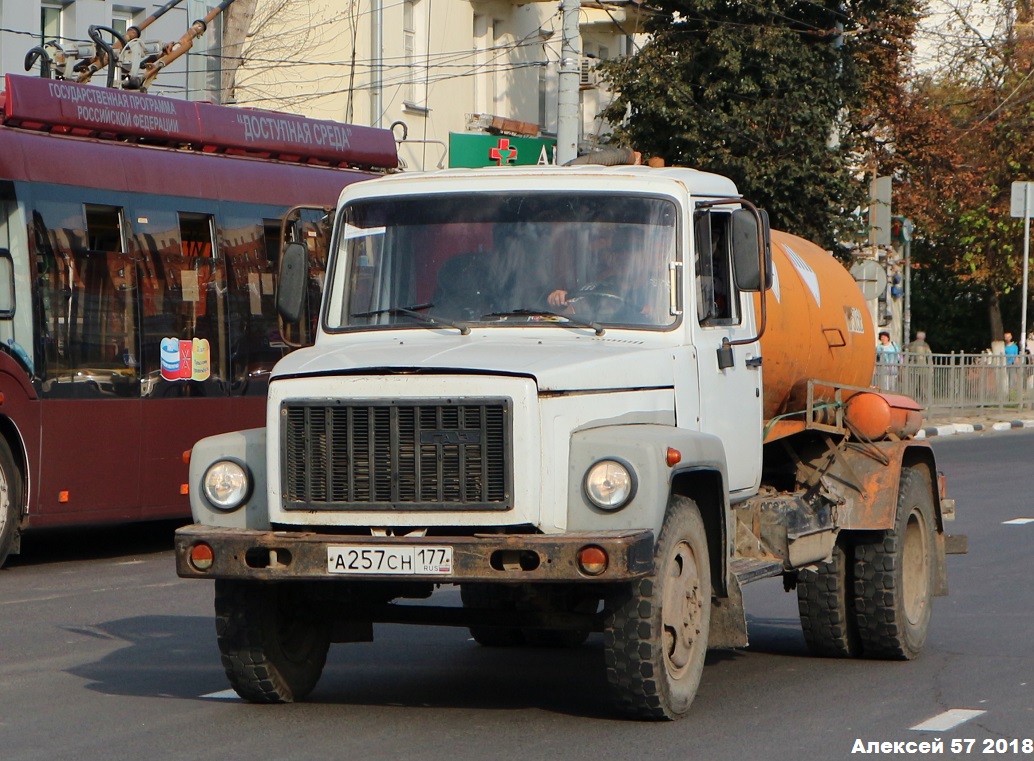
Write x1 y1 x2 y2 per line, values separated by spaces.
662 540 702 675
902 508 930 626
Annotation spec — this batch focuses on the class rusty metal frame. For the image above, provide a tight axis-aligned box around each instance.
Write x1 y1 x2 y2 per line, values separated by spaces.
175 525 654 583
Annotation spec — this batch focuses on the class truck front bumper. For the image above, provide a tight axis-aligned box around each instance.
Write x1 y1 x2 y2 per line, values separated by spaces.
175 524 655 583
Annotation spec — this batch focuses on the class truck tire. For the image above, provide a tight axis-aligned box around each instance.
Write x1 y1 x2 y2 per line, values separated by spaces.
0 437 23 569
214 580 330 702
853 466 935 660
460 583 525 646
797 539 860 657
603 496 711 720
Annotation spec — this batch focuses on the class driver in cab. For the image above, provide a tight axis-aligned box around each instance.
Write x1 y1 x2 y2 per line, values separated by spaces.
546 230 666 324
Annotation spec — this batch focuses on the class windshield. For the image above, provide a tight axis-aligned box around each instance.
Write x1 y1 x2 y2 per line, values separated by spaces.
324 192 679 332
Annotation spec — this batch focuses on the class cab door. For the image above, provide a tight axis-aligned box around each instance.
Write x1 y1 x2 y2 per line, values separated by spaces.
686 209 763 496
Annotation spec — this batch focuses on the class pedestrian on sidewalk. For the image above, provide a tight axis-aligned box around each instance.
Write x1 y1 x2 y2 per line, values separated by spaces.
907 330 933 402
876 330 900 391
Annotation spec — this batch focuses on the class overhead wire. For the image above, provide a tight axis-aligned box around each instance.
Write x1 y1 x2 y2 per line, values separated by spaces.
10 2 1026 127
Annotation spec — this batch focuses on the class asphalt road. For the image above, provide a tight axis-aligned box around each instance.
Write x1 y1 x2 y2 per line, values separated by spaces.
1 430 1031 761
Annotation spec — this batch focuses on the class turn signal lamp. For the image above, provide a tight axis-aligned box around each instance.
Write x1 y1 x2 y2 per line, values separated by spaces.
577 545 608 576
190 543 214 571
666 447 682 467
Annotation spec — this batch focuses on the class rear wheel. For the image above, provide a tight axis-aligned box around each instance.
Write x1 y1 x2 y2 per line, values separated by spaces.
604 496 711 720
853 466 935 660
0 437 23 569
797 539 860 657
214 580 331 702
522 591 595 648
461 583 525 646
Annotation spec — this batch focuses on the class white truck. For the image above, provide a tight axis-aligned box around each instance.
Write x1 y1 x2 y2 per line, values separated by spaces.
175 163 962 720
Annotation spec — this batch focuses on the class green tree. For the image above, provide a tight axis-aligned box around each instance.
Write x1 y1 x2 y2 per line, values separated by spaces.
879 21 1034 346
601 0 920 249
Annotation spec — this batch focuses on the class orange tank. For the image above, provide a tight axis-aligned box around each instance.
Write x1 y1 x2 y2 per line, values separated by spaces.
755 230 875 422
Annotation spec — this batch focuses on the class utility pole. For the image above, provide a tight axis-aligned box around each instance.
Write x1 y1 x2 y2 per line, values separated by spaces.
371 0 383 128
1011 182 1034 353
556 0 581 165
900 218 914 348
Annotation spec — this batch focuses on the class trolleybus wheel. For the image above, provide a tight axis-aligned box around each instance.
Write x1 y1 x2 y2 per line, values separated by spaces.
0 437 23 569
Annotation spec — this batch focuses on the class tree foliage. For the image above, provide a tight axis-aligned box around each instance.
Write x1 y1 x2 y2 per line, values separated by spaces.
601 0 920 248
877 11 1034 345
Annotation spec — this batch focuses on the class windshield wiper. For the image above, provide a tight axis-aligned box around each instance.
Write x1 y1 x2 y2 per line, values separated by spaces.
482 309 604 336
351 303 470 335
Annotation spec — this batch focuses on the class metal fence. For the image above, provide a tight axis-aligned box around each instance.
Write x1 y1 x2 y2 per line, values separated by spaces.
872 352 1034 421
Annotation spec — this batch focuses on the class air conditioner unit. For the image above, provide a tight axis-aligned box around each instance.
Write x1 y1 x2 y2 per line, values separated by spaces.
579 58 599 88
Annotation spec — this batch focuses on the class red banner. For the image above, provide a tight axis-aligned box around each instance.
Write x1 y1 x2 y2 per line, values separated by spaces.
2 74 397 169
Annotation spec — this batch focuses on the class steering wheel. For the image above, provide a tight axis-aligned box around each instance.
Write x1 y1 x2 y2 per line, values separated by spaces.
566 289 628 321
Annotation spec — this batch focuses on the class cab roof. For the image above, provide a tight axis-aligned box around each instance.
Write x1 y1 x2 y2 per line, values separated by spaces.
349 163 740 200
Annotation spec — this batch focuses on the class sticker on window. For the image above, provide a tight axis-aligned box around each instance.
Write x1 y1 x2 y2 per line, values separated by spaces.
342 224 386 240
160 337 212 381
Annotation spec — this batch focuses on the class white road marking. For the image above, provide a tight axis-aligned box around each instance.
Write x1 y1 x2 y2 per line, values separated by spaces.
1003 518 1034 525
911 709 987 732
200 689 241 701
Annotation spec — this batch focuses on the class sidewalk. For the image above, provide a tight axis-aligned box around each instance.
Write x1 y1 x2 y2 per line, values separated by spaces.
916 412 1034 439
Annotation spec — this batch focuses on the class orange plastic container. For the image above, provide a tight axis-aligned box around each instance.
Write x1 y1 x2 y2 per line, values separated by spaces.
756 230 875 422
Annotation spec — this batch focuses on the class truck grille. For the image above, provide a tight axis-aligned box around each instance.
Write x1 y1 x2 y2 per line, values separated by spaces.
281 399 511 511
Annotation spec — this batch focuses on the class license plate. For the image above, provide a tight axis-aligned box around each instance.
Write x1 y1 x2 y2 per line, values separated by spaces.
327 545 453 575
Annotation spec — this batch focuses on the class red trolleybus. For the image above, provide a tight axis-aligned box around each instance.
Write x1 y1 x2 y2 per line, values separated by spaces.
0 74 398 566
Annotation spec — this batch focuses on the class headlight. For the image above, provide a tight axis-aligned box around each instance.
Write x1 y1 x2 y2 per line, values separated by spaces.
202 459 251 511
584 459 636 511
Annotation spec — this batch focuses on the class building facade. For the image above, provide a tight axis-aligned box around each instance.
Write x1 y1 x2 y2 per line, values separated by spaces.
226 0 645 170
0 1 644 170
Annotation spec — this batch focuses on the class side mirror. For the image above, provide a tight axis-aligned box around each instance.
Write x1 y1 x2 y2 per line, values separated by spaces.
277 241 309 325
730 208 772 292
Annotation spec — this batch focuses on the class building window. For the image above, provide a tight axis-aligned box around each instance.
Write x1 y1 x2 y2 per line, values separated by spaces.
41 3 63 43
538 64 547 129
492 19 506 114
402 0 427 111
112 7 140 39
473 14 487 115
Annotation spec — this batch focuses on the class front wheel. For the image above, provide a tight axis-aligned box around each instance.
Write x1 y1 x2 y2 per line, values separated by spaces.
214 580 331 702
604 496 711 720
0 437 23 569
853 465 936 660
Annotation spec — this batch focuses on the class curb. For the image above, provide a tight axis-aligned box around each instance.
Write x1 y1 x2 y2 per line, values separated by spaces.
917 418 1034 439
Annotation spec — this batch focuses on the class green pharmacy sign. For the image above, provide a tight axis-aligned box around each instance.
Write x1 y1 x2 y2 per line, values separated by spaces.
449 133 557 168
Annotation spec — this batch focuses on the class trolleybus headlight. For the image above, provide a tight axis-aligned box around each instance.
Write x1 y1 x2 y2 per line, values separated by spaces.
201 459 251 511
583 459 636 511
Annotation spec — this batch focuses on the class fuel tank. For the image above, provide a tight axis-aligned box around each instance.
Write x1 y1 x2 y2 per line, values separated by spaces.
756 230 875 422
